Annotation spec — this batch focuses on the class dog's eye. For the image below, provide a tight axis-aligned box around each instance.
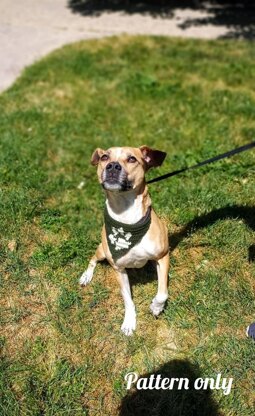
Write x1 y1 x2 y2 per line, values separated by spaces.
127 156 137 163
101 154 109 161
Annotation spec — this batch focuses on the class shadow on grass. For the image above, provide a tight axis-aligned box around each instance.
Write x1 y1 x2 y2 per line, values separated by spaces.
119 358 223 416
68 0 255 39
128 204 255 289
127 259 157 287
170 204 255 263
248 244 255 263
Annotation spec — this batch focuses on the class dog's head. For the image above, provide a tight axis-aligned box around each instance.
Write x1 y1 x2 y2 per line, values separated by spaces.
91 146 166 192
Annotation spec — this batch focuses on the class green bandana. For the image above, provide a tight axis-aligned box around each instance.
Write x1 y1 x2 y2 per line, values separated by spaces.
104 206 151 261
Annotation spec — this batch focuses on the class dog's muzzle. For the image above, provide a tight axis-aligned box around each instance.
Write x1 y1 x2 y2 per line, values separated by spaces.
102 161 132 192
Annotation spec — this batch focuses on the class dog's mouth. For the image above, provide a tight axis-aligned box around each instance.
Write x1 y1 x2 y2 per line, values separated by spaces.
101 169 132 192
102 178 133 192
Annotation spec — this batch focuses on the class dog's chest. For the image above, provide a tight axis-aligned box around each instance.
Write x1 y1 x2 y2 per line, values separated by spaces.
104 203 152 265
114 233 156 269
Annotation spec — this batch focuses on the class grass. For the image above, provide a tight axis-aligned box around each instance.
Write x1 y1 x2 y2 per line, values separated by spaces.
0 35 255 415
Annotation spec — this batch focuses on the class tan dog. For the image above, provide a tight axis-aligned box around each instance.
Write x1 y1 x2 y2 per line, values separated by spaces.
80 146 169 335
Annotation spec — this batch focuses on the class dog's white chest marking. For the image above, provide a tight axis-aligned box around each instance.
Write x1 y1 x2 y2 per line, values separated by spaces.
115 233 156 269
106 194 144 224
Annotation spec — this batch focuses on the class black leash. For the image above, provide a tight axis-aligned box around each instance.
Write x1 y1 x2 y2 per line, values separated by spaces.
147 141 255 184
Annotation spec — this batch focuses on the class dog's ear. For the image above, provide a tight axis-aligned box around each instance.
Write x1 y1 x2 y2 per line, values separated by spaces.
140 145 166 169
91 148 105 166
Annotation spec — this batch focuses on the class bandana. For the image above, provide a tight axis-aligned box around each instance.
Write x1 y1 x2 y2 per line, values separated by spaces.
104 206 151 261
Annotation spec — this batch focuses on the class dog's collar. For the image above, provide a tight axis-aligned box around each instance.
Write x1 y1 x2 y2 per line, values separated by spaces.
104 206 151 261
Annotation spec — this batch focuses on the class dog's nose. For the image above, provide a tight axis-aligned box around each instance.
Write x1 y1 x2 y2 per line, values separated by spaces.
106 161 122 171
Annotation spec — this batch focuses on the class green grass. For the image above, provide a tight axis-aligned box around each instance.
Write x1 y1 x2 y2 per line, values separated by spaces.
0 35 255 415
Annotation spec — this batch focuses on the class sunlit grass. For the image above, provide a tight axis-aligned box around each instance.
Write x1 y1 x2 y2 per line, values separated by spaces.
0 35 255 415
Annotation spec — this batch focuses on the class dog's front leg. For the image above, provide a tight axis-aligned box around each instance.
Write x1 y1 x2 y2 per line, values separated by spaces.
150 252 169 316
80 243 105 286
116 269 136 336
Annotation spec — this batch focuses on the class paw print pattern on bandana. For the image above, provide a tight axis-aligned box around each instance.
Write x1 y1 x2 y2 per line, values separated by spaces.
104 206 151 261
109 227 132 251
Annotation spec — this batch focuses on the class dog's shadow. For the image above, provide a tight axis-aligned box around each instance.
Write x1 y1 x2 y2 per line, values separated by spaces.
119 358 223 416
128 204 255 288
169 204 255 253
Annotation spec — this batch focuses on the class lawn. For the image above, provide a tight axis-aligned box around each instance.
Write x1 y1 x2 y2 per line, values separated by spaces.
0 36 255 415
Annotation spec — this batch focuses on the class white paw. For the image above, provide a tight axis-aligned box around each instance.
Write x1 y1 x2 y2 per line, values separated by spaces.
121 311 136 336
79 268 94 286
150 297 166 316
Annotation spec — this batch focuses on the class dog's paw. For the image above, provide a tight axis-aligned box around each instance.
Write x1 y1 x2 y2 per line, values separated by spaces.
150 297 166 316
79 269 93 286
121 311 136 336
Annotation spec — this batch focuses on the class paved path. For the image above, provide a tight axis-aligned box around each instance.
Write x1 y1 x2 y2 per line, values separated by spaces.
0 0 242 92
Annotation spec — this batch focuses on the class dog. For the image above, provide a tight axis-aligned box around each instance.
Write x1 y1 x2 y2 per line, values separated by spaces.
80 146 169 336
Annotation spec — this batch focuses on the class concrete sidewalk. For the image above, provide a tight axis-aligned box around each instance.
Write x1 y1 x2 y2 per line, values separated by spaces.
0 0 247 92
